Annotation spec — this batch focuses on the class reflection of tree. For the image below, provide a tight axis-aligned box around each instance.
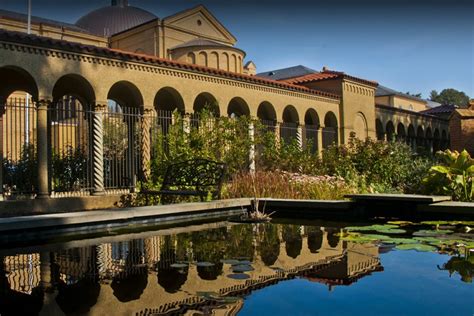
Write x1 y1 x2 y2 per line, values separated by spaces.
258 224 280 266
192 228 226 280
0 255 44 315
282 225 302 259
111 239 148 302
439 255 474 283
226 225 255 261
326 229 340 248
307 227 323 253
157 236 188 293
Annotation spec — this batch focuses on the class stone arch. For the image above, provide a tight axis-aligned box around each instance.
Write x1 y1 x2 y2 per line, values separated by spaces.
187 52 196 64
107 81 143 110
416 126 424 148
425 127 433 153
222 53 230 71
154 87 185 114
52 74 95 109
385 121 395 142
281 105 299 143
227 97 250 117
323 111 338 148
407 124 416 149
238 56 242 72
231 54 237 73
209 51 219 69
397 123 406 142
433 128 441 152
257 101 277 130
0 66 39 102
375 119 384 140
198 52 208 67
304 109 320 153
353 112 368 139
441 130 448 150
193 92 219 116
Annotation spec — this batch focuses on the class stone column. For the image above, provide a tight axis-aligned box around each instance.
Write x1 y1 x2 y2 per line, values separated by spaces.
140 108 153 182
0 101 4 200
317 126 324 158
36 100 50 199
91 104 106 195
127 114 136 193
248 121 255 174
297 125 303 150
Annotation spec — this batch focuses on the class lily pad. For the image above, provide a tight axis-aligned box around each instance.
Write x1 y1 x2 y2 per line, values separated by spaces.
413 237 443 244
421 221 474 226
346 224 399 232
388 221 414 225
232 264 254 273
196 262 215 267
379 237 417 245
170 263 188 269
221 259 240 265
396 243 437 252
227 273 250 280
413 230 453 237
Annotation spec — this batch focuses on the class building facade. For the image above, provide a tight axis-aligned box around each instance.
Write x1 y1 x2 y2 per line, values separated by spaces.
0 1 450 198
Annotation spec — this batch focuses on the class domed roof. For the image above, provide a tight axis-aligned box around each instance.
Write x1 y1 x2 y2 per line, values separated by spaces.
76 5 157 37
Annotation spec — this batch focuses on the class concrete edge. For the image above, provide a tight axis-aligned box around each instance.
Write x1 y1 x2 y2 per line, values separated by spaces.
345 194 452 203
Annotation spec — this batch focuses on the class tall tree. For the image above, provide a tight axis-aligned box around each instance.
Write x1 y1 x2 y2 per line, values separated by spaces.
406 91 422 98
430 88 470 106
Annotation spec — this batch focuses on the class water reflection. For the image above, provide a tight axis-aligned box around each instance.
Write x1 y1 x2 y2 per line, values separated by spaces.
2 221 458 316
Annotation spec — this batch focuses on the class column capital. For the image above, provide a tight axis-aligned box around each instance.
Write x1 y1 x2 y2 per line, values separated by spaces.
37 99 52 109
93 103 108 112
142 107 154 115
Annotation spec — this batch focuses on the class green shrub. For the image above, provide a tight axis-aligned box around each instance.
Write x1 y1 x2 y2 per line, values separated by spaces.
422 149 474 201
3 144 37 194
51 146 88 192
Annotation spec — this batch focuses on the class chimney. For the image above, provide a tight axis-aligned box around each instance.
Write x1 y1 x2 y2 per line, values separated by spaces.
111 0 128 7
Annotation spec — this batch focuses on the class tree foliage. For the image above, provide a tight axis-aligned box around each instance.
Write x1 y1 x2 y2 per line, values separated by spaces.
430 89 470 106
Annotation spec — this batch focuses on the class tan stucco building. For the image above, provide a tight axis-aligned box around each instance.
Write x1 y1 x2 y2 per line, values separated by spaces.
0 0 450 197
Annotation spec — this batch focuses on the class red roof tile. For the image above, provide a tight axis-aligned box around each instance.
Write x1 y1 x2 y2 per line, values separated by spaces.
281 69 378 87
0 29 341 100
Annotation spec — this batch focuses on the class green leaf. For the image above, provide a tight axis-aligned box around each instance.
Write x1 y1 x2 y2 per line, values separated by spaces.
396 243 437 252
431 165 450 174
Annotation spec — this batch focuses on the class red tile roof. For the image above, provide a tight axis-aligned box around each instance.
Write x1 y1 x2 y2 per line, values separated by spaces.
281 69 378 87
0 29 340 100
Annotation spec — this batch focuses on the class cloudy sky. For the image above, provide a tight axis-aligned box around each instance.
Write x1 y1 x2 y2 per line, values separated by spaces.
1 0 473 98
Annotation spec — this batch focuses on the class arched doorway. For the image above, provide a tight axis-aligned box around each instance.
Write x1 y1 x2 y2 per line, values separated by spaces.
106 81 144 190
193 92 219 117
227 97 250 118
375 119 384 141
425 127 433 153
257 101 277 132
433 129 441 153
281 105 299 144
385 121 395 142
323 112 338 148
397 123 406 142
304 109 320 153
0 66 39 197
51 74 96 194
416 126 424 149
407 124 416 150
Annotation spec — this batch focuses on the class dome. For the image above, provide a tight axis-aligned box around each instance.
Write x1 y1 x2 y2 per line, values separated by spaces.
76 5 157 37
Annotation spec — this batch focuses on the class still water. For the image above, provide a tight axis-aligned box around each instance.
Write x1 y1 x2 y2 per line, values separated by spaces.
0 219 472 316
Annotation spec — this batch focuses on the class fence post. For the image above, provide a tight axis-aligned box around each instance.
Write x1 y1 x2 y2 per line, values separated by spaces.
0 101 4 200
317 126 324 158
297 125 303 150
91 104 106 195
248 121 255 174
140 108 153 183
36 100 50 199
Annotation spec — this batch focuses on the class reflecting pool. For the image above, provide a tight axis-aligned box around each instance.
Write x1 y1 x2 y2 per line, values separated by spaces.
0 220 472 315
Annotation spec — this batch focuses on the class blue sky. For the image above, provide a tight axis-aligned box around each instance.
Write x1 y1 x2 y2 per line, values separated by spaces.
1 0 473 99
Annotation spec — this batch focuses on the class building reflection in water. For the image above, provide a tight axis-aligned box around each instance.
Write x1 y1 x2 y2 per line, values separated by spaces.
0 223 384 316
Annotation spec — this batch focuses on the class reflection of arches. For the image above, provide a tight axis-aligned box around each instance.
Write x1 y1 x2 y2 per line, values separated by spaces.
307 227 323 253
385 121 395 142
157 237 188 293
227 97 250 117
154 87 185 113
353 112 368 139
0 66 39 102
323 111 338 148
283 226 302 259
375 119 384 140
397 123 406 142
259 224 280 266
304 109 320 153
327 229 340 248
193 92 219 116
53 74 95 109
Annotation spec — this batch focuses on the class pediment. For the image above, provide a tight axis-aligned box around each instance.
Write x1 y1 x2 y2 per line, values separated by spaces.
163 5 237 45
